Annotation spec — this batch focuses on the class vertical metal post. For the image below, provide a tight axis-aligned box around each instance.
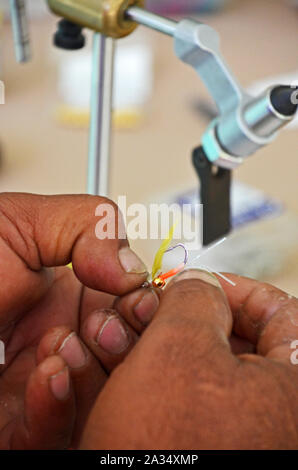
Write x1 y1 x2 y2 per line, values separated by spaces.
9 0 31 63
87 33 115 197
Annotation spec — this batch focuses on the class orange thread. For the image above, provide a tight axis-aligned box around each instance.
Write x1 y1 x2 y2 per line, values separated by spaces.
159 263 185 281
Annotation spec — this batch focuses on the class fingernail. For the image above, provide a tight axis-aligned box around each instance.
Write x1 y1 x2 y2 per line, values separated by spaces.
134 290 159 325
96 314 130 355
58 332 86 369
173 268 222 288
50 367 70 401
119 246 148 274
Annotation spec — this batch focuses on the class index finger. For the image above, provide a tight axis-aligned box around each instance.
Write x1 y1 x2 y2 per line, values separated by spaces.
0 193 148 333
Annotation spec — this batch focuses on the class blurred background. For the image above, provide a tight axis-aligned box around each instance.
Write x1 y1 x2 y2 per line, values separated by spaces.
0 0 297 294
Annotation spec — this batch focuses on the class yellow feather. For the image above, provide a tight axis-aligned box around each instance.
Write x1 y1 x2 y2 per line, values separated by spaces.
152 223 177 279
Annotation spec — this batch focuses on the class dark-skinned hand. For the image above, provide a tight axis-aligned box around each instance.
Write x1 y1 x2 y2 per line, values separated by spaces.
0 192 155 449
81 270 298 450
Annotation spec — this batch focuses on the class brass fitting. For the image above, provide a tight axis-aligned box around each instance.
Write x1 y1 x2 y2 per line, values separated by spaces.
47 0 144 38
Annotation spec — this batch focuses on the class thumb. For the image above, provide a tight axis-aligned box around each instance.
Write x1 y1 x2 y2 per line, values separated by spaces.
0 193 148 296
150 269 234 365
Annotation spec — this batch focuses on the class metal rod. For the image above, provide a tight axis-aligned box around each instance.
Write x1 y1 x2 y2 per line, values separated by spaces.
88 33 115 197
9 0 31 63
125 6 177 36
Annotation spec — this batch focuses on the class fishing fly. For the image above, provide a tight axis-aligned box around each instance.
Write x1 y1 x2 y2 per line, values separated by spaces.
150 226 236 289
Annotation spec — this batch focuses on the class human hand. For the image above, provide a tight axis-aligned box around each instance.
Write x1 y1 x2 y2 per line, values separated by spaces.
0 192 149 449
81 270 298 450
